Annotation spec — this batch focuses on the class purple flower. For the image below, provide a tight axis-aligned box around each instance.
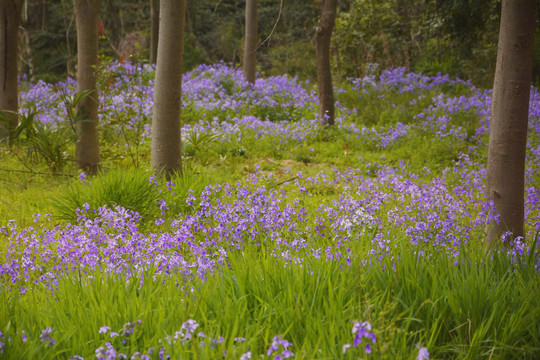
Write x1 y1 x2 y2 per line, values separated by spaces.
417 346 430 360
267 336 294 358
40 327 55 346
350 321 376 354
282 348 294 358
131 352 151 360
79 172 87 184
181 319 199 334
365 344 372 354
96 342 118 360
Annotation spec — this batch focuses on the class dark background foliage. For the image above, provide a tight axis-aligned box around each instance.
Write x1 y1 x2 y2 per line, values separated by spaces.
17 0 540 87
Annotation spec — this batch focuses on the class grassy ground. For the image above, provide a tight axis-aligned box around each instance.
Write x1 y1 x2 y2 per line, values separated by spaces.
0 63 539 359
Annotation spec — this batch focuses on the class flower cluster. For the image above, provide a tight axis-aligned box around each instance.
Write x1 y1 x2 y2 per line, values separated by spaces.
99 320 142 344
266 336 294 359
343 321 377 354
40 327 55 346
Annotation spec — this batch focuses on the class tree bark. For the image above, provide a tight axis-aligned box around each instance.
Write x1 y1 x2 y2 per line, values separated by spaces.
485 0 537 248
0 0 22 141
315 0 337 125
243 0 257 84
73 0 102 174
150 0 159 65
151 0 185 178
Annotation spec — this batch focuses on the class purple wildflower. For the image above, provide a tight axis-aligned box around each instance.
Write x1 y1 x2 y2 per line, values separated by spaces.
417 345 430 360
350 321 376 354
40 327 55 346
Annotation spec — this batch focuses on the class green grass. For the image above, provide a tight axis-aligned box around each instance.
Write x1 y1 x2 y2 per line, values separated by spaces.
1 239 538 359
1 71 539 359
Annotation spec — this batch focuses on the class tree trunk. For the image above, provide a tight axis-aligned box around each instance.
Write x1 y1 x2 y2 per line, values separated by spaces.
151 0 185 178
104 0 122 51
73 0 102 174
485 0 537 248
0 0 22 141
243 0 257 84
315 0 337 125
150 0 159 65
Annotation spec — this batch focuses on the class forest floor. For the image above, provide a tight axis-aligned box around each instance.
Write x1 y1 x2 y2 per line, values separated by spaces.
0 62 539 359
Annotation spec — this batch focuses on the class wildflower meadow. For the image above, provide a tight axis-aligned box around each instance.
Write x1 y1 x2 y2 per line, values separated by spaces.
1 62 539 359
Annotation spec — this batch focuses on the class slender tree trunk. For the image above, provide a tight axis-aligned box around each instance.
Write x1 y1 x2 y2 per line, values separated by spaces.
151 0 185 178
20 27 35 82
104 0 121 50
315 0 337 125
0 0 22 141
243 0 257 84
150 0 159 65
485 0 537 248
73 0 102 174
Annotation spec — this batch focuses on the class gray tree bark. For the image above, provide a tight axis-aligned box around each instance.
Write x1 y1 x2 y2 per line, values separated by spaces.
485 0 537 248
243 0 257 84
150 0 159 65
315 0 337 125
73 0 102 174
0 0 22 141
151 0 185 178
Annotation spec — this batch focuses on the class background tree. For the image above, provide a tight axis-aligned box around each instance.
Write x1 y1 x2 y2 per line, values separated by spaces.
14 0 540 88
0 0 23 141
243 0 258 83
149 0 159 64
102 0 122 52
151 0 185 178
73 0 102 174
316 0 337 125
486 0 537 247
333 0 504 86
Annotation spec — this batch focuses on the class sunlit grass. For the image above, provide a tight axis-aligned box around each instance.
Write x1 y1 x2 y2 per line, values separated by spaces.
1 63 539 359
1 237 538 359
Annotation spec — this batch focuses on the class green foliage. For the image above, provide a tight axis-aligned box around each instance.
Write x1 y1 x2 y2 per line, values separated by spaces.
52 167 160 224
183 130 223 158
24 122 76 173
3 88 97 173
334 0 424 79
162 170 213 216
333 0 503 87
21 0 536 87
51 167 212 227
1 237 539 359
25 0 77 82
183 32 209 71
265 42 317 80
3 55 538 359
2 107 77 173
96 59 151 168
